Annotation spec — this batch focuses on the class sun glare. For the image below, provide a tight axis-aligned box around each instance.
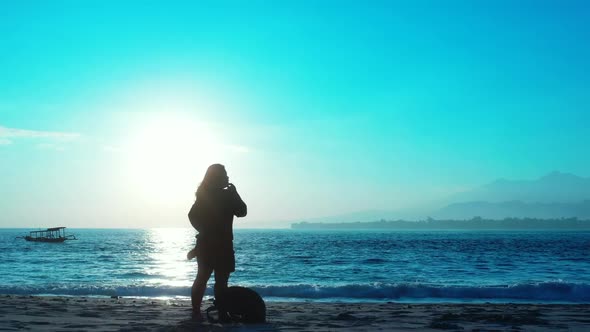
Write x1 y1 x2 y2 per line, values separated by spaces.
124 114 221 205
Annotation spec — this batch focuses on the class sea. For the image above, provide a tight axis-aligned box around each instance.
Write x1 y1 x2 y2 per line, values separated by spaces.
1 229 589 303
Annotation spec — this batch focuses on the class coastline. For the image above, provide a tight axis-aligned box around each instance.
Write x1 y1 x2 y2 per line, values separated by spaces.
1 295 589 331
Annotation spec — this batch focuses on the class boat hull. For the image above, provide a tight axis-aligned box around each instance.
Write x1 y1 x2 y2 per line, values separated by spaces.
24 236 66 243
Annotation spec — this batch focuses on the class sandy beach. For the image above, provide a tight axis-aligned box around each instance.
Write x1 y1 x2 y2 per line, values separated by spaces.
0 295 588 331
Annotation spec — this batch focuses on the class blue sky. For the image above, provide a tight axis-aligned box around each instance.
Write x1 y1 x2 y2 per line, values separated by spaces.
1 1 589 227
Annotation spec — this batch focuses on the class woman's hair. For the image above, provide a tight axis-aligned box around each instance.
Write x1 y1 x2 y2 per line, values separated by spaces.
196 164 227 199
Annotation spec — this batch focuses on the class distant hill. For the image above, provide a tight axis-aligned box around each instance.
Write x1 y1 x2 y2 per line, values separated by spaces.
434 200 590 220
291 217 590 230
449 171 590 204
432 172 590 220
289 172 590 225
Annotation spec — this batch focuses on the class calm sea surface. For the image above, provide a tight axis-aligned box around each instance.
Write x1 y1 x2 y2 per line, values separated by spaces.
1 229 589 303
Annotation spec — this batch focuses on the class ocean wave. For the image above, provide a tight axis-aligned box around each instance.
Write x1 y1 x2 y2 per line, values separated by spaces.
250 282 590 302
362 258 389 264
0 284 192 297
1 282 588 302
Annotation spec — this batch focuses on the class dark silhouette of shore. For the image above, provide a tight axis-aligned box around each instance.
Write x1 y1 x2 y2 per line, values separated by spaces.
291 217 590 230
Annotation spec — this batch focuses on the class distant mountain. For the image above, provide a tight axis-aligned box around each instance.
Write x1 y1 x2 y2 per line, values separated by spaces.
450 171 590 204
432 172 590 219
290 172 590 225
434 200 590 220
292 217 590 230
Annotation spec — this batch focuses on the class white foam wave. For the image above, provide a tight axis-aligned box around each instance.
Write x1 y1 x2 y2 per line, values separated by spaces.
249 282 590 302
1 282 588 302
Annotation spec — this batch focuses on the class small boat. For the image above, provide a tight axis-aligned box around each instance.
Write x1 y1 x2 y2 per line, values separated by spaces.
18 227 77 242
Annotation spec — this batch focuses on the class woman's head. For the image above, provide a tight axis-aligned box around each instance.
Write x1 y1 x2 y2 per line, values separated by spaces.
197 164 229 195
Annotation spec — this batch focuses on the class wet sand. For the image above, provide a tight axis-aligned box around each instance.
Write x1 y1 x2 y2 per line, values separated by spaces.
0 295 589 331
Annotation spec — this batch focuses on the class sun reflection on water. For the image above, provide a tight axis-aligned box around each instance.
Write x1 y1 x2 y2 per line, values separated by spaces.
145 228 196 287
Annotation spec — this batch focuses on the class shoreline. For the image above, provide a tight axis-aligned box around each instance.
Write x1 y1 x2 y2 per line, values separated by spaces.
8 293 590 305
1 295 589 331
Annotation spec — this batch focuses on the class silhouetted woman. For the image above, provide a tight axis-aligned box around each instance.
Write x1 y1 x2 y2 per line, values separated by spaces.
189 164 247 319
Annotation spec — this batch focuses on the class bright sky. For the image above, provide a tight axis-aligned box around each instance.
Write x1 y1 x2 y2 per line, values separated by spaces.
1 1 589 228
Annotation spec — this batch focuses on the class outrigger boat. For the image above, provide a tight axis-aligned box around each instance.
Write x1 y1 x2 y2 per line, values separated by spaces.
18 227 77 242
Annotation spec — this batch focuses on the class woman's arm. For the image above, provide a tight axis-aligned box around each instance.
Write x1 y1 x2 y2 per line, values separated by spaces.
228 183 247 217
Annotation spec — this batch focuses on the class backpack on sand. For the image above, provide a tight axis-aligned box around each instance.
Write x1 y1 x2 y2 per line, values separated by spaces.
206 286 266 324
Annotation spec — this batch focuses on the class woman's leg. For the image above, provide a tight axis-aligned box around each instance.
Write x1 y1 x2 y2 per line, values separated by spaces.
191 264 213 313
213 270 230 298
213 270 230 299
213 270 231 322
